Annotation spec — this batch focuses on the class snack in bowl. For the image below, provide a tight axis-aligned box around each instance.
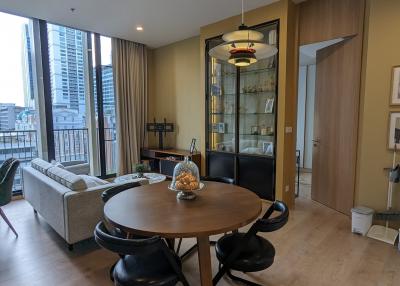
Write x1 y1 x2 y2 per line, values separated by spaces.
175 171 199 191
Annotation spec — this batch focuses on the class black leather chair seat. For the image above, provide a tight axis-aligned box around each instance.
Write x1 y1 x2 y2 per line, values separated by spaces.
113 250 182 286
215 233 275 273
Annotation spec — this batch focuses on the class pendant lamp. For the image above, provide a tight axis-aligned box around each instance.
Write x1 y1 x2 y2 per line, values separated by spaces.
209 0 278 67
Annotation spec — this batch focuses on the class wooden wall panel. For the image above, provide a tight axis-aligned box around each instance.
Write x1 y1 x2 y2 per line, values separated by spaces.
312 35 363 214
299 0 365 45
298 0 365 214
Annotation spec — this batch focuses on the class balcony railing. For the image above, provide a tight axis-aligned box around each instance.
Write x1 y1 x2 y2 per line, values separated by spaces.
54 128 89 163
0 130 38 192
0 128 116 193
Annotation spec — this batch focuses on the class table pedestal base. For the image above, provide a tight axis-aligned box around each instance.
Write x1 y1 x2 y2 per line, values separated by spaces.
197 236 213 286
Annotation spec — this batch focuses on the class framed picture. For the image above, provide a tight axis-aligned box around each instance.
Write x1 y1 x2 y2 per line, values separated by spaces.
390 66 400 105
265 98 274 113
211 123 219 133
218 122 226 133
388 112 400 149
189 138 196 154
263 142 274 155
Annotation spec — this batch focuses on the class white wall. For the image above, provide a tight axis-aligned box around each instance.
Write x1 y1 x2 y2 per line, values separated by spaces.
296 66 307 166
304 65 315 169
296 64 315 169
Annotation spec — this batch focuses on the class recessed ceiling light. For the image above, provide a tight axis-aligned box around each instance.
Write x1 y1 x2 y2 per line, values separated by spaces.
136 26 143 31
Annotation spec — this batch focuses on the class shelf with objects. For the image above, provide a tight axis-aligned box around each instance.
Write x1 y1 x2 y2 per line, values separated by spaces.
205 20 279 200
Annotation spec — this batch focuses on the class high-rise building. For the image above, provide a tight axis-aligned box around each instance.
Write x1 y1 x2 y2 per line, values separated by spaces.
21 23 35 109
93 65 116 129
102 65 115 113
47 24 86 116
0 104 25 130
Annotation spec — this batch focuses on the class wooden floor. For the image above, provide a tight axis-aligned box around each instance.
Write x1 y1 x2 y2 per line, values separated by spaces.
1 196 399 286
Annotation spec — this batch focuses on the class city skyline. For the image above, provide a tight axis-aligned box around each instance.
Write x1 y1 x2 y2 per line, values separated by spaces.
0 18 116 132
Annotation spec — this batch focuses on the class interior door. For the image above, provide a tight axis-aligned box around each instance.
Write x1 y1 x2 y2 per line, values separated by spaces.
312 38 361 215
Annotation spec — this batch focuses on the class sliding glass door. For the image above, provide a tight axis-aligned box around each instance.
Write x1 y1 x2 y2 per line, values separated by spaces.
47 23 90 165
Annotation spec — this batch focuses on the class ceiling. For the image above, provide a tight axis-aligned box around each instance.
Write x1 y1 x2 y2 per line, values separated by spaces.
0 0 281 48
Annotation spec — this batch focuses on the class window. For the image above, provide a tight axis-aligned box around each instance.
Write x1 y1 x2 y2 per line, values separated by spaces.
100 36 117 175
0 12 118 192
91 35 117 176
0 12 39 192
47 23 90 164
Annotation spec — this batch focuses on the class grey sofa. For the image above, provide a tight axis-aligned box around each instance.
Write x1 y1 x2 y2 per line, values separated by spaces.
22 158 147 249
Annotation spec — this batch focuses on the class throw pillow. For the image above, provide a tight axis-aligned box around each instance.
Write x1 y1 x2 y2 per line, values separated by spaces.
79 175 108 188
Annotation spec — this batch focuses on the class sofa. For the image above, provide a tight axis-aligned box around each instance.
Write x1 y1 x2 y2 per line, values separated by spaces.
22 158 147 248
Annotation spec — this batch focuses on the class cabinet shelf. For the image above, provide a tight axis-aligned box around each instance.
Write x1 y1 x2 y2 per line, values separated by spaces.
211 112 274 115
239 133 275 137
210 131 274 137
211 91 275 97
210 67 276 78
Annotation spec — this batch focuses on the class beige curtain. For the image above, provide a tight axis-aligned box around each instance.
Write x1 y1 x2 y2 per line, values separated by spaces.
112 38 148 175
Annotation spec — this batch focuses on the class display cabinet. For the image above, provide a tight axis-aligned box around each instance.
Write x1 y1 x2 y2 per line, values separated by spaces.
205 20 279 200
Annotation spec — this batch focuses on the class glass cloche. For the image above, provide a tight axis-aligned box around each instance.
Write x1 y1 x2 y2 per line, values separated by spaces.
169 156 203 200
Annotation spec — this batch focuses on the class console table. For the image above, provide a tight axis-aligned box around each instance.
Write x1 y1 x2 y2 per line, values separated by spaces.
141 148 201 178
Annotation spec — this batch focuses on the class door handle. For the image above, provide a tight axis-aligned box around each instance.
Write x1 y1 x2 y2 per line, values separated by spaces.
312 139 320 147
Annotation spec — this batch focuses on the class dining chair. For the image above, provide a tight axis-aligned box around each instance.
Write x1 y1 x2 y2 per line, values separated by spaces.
94 221 189 286
101 181 145 280
212 200 289 286
176 176 234 259
0 158 20 238
102 181 142 203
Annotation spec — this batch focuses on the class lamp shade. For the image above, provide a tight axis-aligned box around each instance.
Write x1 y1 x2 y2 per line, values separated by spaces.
209 39 278 63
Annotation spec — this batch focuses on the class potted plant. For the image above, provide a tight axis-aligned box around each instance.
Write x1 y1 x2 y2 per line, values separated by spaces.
135 164 148 178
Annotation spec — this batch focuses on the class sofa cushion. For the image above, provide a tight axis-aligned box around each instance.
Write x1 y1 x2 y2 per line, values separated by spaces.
31 158 53 174
47 166 87 191
79 175 108 188
50 160 65 169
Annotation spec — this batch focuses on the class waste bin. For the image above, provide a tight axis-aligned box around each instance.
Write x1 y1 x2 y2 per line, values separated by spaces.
351 206 374 236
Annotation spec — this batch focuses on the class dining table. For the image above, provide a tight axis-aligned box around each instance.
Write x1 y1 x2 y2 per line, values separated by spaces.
103 180 262 286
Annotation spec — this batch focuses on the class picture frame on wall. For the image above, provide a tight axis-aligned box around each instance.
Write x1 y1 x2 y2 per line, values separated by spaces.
388 112 400 149
390 66 400 105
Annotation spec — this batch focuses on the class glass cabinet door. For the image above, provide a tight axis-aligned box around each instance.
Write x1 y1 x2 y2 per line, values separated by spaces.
238 23 278 157
208 39 236 153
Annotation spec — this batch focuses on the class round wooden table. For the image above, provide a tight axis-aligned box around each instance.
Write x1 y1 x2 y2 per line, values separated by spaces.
104 181 262 286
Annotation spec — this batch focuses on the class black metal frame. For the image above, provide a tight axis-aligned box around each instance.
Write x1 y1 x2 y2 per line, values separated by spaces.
38 20 56 161
93 33 108 178
205 19 280 200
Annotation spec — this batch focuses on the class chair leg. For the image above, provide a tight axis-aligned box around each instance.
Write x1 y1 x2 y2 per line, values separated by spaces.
0 207 18 237
176 238 183 254
109 261 116 282
227 270 263 286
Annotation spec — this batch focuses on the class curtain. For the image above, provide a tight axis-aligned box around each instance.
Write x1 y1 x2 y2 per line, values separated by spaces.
112 38 148 175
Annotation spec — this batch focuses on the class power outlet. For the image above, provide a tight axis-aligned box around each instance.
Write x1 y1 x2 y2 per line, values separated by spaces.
285 185 290 192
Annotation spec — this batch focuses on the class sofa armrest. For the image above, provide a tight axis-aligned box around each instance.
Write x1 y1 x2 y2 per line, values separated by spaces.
23 166 71 239
62 181 142 244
